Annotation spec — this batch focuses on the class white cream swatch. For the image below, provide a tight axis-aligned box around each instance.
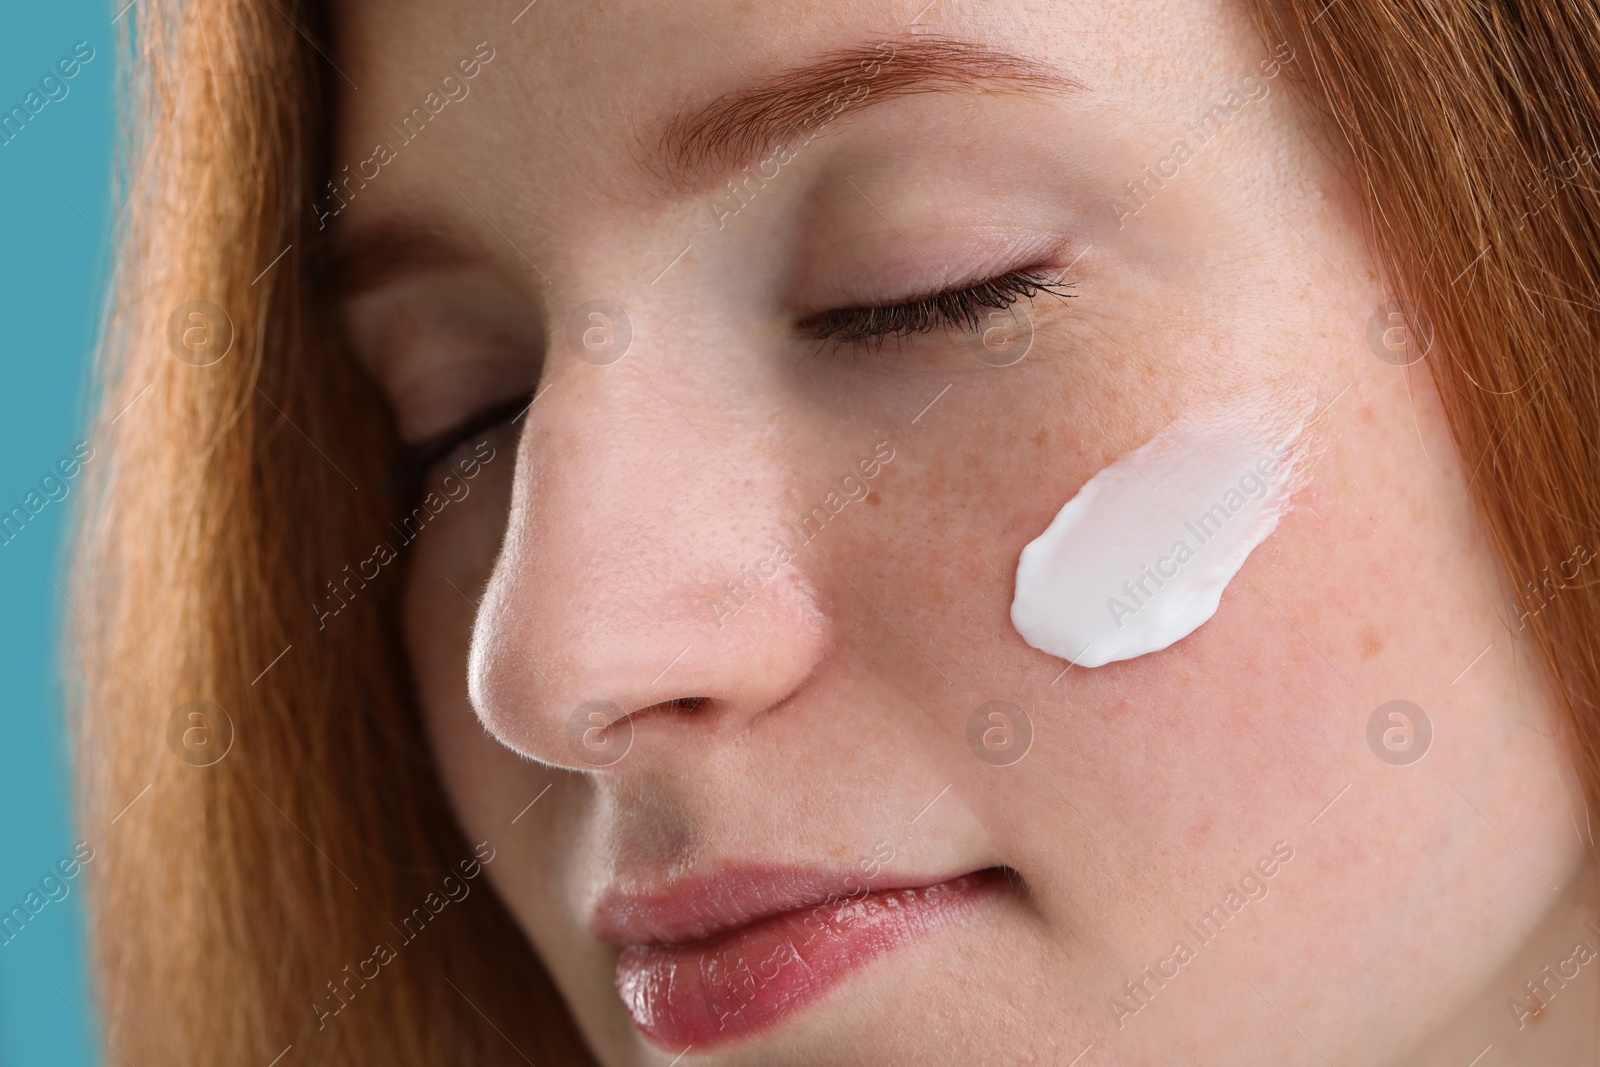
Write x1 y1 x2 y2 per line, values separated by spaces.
1011 404 1310 668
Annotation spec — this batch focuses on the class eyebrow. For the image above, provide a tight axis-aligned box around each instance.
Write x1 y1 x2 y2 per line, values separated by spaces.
330 220 483 300
333 38 1079 297
652 35 1080 189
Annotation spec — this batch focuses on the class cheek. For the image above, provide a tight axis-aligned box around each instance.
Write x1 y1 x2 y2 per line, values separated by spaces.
815 343 1160 727
397 443 597 941
398 464 633 1048
839 260 1578 1006
402 535 484 801
398 437 541 833
403 471 502 725
1124 359 1582 1009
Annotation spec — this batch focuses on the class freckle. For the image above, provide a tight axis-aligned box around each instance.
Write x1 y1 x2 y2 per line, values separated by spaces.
866 490 881 506
1032 428 1047 447
1359 628 1384 661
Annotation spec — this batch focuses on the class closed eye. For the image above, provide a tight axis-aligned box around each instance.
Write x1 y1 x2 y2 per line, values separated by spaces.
381 392 532 494
799 268 1075 347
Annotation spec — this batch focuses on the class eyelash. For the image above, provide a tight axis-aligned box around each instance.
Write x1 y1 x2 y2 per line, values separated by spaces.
381 392 532 495
801 268 1076 346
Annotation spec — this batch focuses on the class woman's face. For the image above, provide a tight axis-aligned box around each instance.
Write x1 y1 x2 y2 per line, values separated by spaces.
335 1 1588 1063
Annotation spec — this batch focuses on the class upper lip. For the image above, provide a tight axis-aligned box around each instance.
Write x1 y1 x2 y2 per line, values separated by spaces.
592 864 984 949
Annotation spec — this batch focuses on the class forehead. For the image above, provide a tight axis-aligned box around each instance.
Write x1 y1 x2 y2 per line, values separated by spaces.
330 0 1244 212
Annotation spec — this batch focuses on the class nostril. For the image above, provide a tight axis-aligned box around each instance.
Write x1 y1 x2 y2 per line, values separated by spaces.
561 696 713 770
652 697 709 715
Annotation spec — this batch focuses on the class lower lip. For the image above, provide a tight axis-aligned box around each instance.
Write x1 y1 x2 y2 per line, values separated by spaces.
614 870 1004 1050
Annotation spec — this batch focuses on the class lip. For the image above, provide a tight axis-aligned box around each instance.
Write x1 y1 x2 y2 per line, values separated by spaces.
597 865 1006 1050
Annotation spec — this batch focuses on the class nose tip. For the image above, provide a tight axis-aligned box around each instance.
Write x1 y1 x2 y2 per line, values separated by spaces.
469 588 822 772
465 495 829 774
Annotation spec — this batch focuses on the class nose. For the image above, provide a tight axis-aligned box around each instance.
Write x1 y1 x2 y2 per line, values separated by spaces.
466 334 830 773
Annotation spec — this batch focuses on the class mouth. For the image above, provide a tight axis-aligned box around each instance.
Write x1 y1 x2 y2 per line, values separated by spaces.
596 865 1009 1050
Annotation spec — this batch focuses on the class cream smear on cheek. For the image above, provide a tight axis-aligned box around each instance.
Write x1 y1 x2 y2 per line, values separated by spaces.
1011 401 1312 668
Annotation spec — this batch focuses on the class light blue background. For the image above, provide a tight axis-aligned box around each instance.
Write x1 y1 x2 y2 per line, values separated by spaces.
0 2 114 1064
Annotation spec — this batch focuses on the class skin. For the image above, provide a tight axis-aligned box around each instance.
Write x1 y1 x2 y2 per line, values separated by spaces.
333 0 1596 1062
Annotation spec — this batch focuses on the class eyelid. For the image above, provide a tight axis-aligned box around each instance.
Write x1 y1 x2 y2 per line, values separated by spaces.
341 268 545 442
794 229 1071 311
